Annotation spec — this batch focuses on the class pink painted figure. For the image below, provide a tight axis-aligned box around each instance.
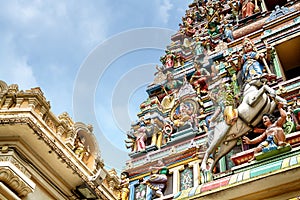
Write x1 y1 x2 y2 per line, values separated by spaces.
242 0 255 18
134 121 147 152
165 54 175 68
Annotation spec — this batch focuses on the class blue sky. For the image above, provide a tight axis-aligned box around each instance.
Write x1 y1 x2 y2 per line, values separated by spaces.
0 0 190 172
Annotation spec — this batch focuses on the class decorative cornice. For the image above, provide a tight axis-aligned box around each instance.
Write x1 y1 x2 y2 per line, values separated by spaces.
0 115 109 198
0 166 34 197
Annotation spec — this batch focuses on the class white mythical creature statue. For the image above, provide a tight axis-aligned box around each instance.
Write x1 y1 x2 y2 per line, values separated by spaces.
200 75 286 182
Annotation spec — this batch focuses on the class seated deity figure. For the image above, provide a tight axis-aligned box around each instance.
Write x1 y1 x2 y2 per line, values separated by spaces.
173 102 194 128
142 160 168 198
161 72 183 110
189 62 210 96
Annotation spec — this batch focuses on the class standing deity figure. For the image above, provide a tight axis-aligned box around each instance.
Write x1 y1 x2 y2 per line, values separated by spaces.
118 172 130 200
237 38 271 83
228 0 240 24
293 107 300 131
241 0 260 18
134 120 148 152
73 136 89 160
193 37 205 61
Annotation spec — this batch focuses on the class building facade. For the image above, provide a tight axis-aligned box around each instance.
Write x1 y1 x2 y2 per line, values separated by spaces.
0 80 121 200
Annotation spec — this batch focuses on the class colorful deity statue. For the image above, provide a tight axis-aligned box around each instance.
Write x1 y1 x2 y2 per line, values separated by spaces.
193 37 205 62
160 51 176 69
142 161 168 198
161 72 183 110
243 102 288 159
133 119 148 152
182 13 196 37
73 136 89 161
283 106 296 134
237 38 272 83
223 22 235 42
118 172 130 200
293 107 300 131
241 0 260 18
204 1 223 36
189 62 210 96
173 102 194 128
228 0 240 24
160 51 184 69
200 36 217 54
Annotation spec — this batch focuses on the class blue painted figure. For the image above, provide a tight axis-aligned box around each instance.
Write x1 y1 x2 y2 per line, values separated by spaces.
237 38 271 83
243 102 288 160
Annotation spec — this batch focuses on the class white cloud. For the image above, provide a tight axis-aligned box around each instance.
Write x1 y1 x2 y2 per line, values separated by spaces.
7 61 38 90
156 0 174 24
0 33 38 90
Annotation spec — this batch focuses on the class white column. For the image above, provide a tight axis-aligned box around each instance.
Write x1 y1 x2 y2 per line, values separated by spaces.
169 165 185 194
188 160 201 186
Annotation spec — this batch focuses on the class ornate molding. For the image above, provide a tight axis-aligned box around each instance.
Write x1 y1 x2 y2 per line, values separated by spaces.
0 166 34 197
0 155 31 178
0 116 109 198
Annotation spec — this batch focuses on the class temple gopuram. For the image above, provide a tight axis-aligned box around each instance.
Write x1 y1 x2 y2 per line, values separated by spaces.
123 0 300 199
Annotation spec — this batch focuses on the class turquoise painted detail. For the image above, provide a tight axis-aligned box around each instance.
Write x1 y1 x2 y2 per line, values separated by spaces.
250 160 282 178
173 191 182 199
290 156 298 166
129 180 139 200
264 29 272 36
188 186 198 197
294 16 300 22
219 156 227 172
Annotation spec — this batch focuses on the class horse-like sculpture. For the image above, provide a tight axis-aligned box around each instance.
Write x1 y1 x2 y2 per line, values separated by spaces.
200 75 286 182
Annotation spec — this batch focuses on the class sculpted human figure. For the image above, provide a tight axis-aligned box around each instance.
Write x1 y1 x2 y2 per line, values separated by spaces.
193 37 205 61
189 62 210 96
160 51 176 69
142 160 168 198
237 38 272 83
183 15 196 37
173 102 194 128
118 172 130 200
228 0 240 24
161 72 183 110
243 102 287 159
73 136 88 160
293 107 300 131
134 120 147 152
241 0 255 18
